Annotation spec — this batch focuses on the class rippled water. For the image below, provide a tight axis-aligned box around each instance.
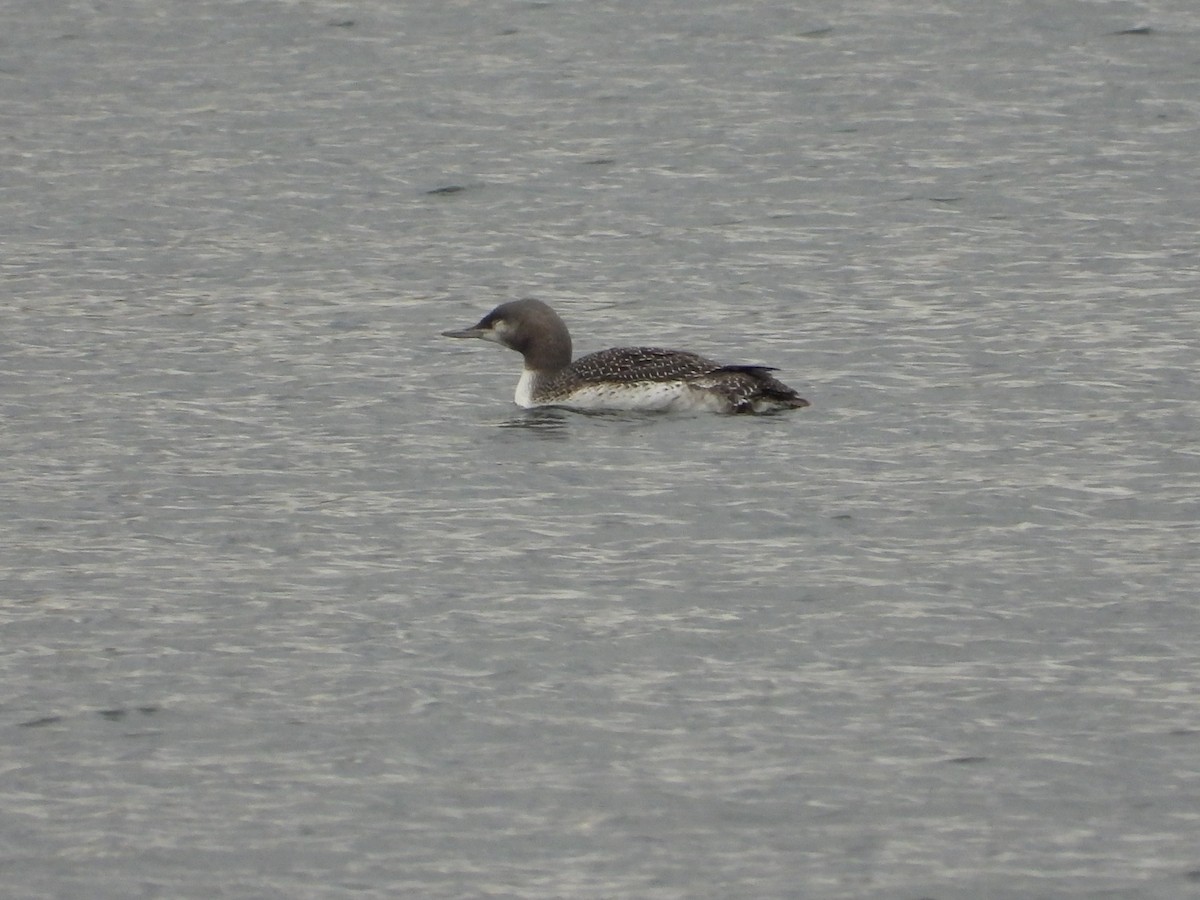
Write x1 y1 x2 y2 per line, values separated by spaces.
5 1 1200 897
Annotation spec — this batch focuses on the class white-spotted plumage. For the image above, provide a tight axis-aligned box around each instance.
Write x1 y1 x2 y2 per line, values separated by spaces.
442 299 809 414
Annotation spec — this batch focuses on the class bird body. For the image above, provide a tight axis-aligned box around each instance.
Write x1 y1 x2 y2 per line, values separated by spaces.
442 299 808 414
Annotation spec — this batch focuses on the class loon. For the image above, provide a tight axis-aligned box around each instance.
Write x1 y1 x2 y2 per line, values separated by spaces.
441 299 809 414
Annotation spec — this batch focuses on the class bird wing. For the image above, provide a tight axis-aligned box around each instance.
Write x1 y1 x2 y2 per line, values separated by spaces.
562 347 723 384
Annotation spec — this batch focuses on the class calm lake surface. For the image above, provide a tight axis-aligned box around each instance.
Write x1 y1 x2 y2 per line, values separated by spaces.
4 1 1200 897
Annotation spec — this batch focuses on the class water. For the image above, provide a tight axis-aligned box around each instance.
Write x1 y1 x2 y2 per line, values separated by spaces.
4 1 1200 897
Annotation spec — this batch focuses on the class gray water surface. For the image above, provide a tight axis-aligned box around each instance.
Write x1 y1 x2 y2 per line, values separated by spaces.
4 1 1200 898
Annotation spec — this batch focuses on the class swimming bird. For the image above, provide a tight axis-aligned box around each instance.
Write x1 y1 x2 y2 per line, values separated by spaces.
441 298 809 414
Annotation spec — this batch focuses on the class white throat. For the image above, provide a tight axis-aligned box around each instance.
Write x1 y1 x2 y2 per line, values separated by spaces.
514 368 539 408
